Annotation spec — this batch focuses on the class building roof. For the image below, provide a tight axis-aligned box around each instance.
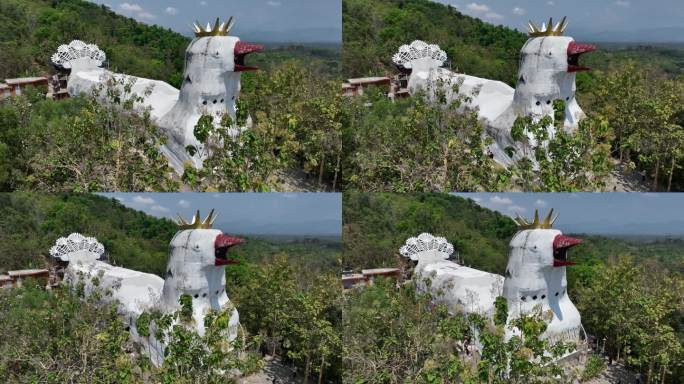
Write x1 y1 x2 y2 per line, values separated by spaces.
362 268 400 275
0 275 11 282
342 273 364 281
7 269 49 277
0 83 9 90
4 77 48 85
346 77 391 86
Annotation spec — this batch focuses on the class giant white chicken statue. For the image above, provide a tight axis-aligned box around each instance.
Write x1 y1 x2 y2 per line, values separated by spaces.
49 210 243 366
392 17 596 166
50 18 263 173
400 209 585 347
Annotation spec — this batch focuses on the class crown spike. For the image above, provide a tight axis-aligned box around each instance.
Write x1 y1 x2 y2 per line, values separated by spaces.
177 209 218 230
516 209 557 230
224 16 234 33
543 208 555 226
528 16 568 37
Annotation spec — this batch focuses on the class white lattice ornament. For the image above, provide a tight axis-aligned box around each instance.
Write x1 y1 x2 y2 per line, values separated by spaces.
51 40 106 69
392 40 447 69
49 232 104 262
400 232 454 261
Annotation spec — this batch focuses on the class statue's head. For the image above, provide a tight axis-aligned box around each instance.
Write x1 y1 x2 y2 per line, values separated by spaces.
187 18 263 75
514 18 595 121
169 209 244 271
508 209 581 272
178 18 263 117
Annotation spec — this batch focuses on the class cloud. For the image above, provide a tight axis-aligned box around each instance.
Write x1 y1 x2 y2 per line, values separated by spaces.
489 195 513 205
466 2 490 13
512 6 526 16
150 204 170 213
114 196 126 203
546 1 555 5
137 12 156 20
471 197 482 203
614 0 630 6
177 199 191 208
506 204 527 214
165 7 178 15
132 195 155 205
119 2 143 12
267 1 282 6
200 1 208 6
485 12 503 21
534 199 548 207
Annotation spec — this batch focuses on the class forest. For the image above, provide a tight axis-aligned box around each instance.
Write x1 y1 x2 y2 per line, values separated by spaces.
341 0 684 192
0 0 343 192
0 193 343 383
342 192 684 383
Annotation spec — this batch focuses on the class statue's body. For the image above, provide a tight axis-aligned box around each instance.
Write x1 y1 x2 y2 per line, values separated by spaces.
400 210 584 348
50 211 243 367
51 18 262 174
393 18 595 166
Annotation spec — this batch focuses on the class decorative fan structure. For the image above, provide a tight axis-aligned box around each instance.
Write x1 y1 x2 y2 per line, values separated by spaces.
392 40 447 69
51 40 106 69
400 233 454 261
49 233 105 262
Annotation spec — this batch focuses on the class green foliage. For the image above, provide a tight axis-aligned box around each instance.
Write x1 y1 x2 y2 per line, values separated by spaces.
181 62 343 192
493 296 507 326
343 278 576 383
507 108 614 191
0 282 140 383
581 355 606 381
574 258 684 383
587 63 684 191
231 255 343 383
0 77 178 192
343 0 527 84
343 278 476 383
342 85 506 192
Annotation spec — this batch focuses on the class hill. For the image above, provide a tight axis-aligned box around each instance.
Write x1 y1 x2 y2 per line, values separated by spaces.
342 0 527 84
342 192 518 272
343 192 684 276
0 193 340 275
0 0 341 86
0 0 189 86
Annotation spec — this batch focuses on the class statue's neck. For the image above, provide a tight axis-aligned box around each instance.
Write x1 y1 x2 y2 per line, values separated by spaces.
176 70 241 119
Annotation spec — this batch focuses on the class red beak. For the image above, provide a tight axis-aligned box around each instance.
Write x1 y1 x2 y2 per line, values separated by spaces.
214 234 244 266
234 41 264 72
553 234 581 267
567 41 596 73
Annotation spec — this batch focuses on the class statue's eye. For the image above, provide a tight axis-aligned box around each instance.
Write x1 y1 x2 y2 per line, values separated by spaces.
193 244 201 250
548 51 552 56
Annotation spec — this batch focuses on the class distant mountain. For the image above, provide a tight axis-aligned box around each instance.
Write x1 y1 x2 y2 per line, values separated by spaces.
577 27 684 43
216 219 342 237
563 219 684 236
239 27 342 44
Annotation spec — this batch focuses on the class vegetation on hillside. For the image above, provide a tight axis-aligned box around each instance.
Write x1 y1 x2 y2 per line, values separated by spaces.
0 193 343 383
342 0 526 84
342 192 684 383
0 0 188 86
341 0 684 192
0 0 343 192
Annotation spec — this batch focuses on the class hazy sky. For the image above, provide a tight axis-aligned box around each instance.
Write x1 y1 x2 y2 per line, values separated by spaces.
433 0 684 35
89 0 341 40
453 193 684 236
99 193 342 236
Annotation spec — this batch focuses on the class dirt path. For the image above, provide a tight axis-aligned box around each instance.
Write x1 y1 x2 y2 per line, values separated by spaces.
585 362 639 384
603 161 650 192
239 357 302 384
